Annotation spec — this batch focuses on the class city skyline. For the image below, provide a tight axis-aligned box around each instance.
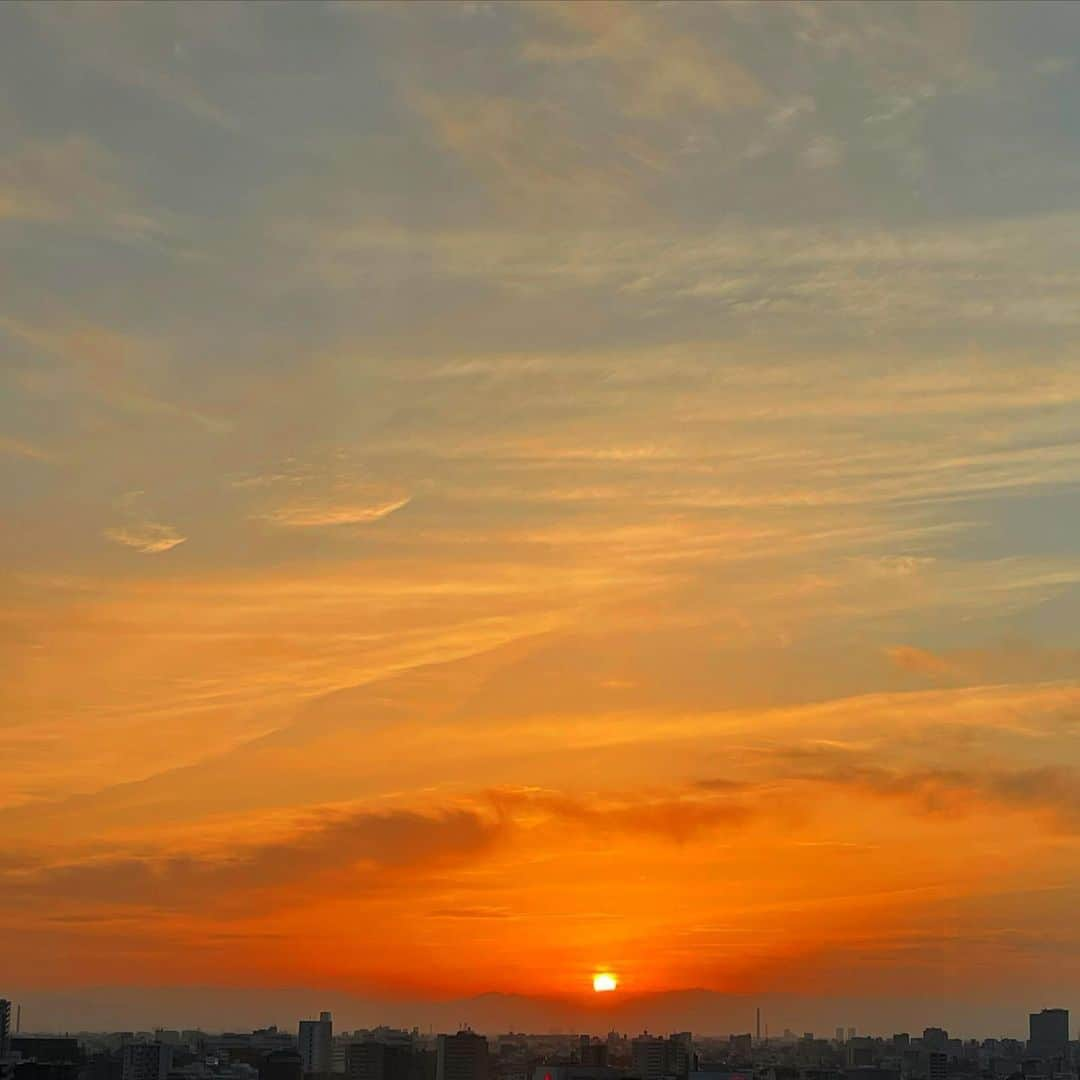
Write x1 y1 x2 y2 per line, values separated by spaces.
1 991 1076 1048
0 998 1075 1046
0 998 1077 1080
4 0 1080 1025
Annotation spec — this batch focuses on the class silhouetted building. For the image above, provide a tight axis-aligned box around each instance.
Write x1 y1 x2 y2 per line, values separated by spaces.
928 1052 947 1080
436 1033 488 1080
346 1043 412 1080
846 1042 873 1069
299 1014 333 1075
631 1037 666 1080
1029 1011 1069 1062
262 1050 303 1080
667 1035 693 1079
411 1049 437 1080
923 1032 948 1054
11 1041 81 1066
121 1044 171 1080
729 1036 752 1062
578 1043 607 1069
0 1002 10 1058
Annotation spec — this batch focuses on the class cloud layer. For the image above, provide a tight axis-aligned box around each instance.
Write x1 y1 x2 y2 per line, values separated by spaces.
3 0 1080 1013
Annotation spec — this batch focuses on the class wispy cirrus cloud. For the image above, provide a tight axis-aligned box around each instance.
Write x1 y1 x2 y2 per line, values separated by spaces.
104 520 187 555
5 0 1080 1006
102 490 187 555
261 496 411 529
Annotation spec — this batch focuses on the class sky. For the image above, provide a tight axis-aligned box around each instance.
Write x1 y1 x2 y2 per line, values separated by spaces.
3 0 1080 1035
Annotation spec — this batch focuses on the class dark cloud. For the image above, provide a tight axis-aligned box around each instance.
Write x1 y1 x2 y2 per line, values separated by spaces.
1 806 502 911
699 750 1080 833
5 760 1077 918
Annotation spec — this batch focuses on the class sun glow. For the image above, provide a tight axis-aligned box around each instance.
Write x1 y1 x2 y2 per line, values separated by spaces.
593 972 618 992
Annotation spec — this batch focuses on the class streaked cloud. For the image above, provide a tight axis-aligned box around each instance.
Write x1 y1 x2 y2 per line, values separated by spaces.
104 520 187 555
261 496 411 529
4 0 1080 1008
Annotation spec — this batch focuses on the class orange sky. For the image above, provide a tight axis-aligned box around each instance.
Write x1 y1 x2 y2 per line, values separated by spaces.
3 1 1080 1027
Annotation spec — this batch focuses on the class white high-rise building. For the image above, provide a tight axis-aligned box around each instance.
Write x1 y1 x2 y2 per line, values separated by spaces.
299 1013 334 1075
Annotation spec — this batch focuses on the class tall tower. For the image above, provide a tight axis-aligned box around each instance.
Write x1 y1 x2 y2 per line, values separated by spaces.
299 1013 333 1075
0 1001 10 1058
756 1010 761 1043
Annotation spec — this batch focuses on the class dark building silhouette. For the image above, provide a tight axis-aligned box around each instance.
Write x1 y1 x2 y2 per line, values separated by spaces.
577 1041 607 1069
120 1045 171 1080
436 1032 489 1080
1028 1010 1069 1062
345 1043 412 1080
411 1048 437 1080
728 1036 752 1062
668 1034 693 1079
84 1051 123 1080
629 1034 693 1080
0 1002 10 1058
11 1041 81 1066
261 1050 303 1080
922 1031 948 1054
631 1036 666 1080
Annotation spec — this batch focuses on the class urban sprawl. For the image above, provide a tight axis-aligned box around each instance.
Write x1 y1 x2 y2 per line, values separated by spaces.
0 1001 1074 1080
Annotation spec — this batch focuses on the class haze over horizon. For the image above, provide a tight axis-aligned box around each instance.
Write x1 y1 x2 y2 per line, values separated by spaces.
6 985 1066 1043
3 1 1080 1030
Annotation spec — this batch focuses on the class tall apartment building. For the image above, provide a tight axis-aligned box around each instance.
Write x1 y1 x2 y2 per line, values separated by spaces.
1029 1010 1069 1061
667 1034 694 1079
299 1014 334 1075
631 1037 667 1080
436 1032 489 1080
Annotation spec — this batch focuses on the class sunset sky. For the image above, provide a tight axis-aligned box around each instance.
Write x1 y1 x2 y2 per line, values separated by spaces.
4 1 1080 1033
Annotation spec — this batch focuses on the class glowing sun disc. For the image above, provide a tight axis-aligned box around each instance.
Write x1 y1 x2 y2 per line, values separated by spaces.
593 972 618 992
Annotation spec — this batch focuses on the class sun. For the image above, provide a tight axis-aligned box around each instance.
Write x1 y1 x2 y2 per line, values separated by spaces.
592 972 618 992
